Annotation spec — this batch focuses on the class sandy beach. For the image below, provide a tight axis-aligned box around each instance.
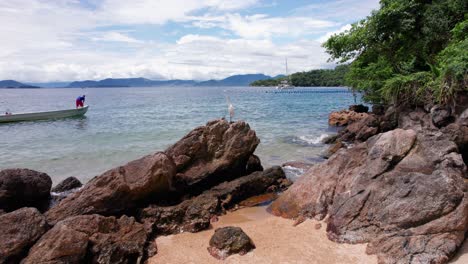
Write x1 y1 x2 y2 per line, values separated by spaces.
150 206 468 264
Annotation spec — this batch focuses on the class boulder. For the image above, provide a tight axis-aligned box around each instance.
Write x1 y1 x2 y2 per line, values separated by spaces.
23 214 147 264
246 154 263 174
0 169 52 212
165 119 260 193
270 129 468 263
46 152 176 224
328 110 369 126
339 115 380 142
138 166 287 236
349 104 369 113
51 176 82 193
431 105 454 128
207 227 255 260
322 140 345 159
0 208 48 263
458 108 468 126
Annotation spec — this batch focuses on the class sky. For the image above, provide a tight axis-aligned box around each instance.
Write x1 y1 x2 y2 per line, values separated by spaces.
0 0 380 82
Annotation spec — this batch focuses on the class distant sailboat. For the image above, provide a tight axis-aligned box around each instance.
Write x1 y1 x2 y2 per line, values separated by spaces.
276 58 294 90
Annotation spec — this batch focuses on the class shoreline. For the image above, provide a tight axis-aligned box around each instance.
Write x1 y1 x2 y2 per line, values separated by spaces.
150 205 468 264
150 206 377 264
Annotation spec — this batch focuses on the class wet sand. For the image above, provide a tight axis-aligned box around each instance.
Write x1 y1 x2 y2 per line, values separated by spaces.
149 206 376 264
150 206 468 264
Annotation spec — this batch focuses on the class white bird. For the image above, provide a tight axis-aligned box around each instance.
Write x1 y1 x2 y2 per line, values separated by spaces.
226 96 235 123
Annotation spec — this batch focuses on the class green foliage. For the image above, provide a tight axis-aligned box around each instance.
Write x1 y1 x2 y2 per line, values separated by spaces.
250 64 349 87
323 0 468 105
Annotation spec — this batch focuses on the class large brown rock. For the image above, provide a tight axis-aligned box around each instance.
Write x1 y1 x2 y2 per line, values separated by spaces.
0 169 52 212
207 226 255 260
46 152 176 224
270 129 468 263
165 119 260 192
0 207 48 263
328 110 369 126
23 214 147 264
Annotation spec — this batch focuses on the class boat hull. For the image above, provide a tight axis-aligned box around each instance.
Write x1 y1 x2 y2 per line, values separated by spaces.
0 105 89 123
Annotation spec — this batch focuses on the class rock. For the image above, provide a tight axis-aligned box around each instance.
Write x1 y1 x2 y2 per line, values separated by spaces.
322 140 345 159
246 154 263 174
458 108 468 126
372 104 385 115
349 104 369 113
46 152 176 224
165 119 260 193
328 110 369 126
207 227 255 260
138 166 287 237
23 214 147 264
339 115 380 142
0 169 52 212
0 208 48 263
322 134 339 144
238 193 278 207
270 129 468 263
431 105 454 128
51 176 82 193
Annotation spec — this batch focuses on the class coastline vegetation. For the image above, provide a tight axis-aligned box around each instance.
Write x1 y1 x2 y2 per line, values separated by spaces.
250 64 349 87
323 0 467 105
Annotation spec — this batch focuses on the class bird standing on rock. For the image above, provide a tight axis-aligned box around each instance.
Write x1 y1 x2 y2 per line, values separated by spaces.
226 96 234 123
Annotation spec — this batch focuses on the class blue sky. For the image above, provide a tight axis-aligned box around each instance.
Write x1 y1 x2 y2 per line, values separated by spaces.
0 0 380 82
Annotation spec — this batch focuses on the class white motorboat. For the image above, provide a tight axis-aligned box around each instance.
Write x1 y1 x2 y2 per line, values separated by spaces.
0 105 89 123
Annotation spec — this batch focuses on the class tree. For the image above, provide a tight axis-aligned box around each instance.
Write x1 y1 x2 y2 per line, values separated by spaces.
323 0 468 105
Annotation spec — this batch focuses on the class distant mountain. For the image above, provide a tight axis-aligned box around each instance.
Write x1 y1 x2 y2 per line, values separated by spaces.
27 82 70 88
0 80 40 88
67 77 197 88
196 74 272 87
66 74 272 88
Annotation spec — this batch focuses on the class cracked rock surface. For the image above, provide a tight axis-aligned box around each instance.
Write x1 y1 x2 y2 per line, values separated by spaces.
270 128 468 264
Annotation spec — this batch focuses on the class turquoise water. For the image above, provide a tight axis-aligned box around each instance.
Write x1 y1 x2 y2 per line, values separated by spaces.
0 87 359 184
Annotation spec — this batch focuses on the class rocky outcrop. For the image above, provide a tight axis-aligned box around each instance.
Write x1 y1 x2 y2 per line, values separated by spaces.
46 120 260 224
51 177 82 193
166 119 260 193
23 214 147 264
0 208 48 263
328 110 369 126
0 169 52 212
46 152 176 224
349 104 369 113
138 166 288 236
270 128 468 263
207 227 255 260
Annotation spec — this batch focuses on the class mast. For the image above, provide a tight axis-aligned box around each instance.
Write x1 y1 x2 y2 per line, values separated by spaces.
285 58 288 76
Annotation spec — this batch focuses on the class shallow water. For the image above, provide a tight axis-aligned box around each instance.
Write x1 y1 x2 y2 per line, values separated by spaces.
0 86 359 183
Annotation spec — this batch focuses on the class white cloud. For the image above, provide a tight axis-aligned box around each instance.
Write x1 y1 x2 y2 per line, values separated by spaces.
92 32 143 43
0 0 372 82
295 0 380 23
317 24 352 43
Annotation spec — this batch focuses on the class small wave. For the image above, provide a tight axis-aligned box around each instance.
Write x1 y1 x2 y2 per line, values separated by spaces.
298 134 329 145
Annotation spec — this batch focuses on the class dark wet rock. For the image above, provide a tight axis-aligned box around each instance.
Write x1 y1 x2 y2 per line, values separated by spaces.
431 105 454 128
166 119 260 193
23 214 146 264
322 140 345 159
349 104 369 113
238 193 278 207
0 169 52 212
322 134 339 144
339 115 380 142
0 208 48 263
328 110 369 126
371 104 385 115
46 152 176 224
51 176 82 193
270 128 468 263
246 154 263 174
138 166 287 237
207 227 255 260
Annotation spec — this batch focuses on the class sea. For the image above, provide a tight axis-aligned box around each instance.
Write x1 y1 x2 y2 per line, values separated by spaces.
0 86 360 184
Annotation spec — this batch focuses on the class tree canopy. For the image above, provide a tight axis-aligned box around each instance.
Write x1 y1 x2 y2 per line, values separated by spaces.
323 0 468 105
